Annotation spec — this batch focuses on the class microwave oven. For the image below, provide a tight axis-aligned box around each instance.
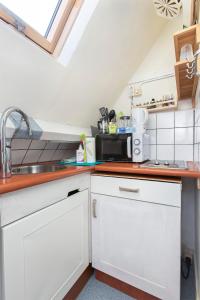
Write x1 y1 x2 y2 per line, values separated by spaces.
96 133 150 163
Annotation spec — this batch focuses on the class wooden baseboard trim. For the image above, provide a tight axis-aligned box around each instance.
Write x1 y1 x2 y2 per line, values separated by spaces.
95 270 160 300
63 264 94 300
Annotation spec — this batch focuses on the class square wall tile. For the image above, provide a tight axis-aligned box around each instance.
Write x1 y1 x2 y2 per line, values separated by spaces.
66 142 79 150
52 150 67 161
11 139 31 150
175 109 194 127
11 150 27 165
29 140 47 150
150 145 156 160
38 150 55 162
52 150 75 161
195 127 200 144
146 114 156 130
194 144 199 163
195 108 200 126
58 142 79 150
147 130 156 145
157 111 174 129
175 127 194 144
66 150 76 158
58 143 70 150
157 145 174 161
175 145 193 161
23 150 43 164
157 129 174 145
45 142 59 150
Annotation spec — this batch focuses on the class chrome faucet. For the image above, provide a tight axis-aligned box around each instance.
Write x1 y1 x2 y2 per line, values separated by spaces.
0 107 32 178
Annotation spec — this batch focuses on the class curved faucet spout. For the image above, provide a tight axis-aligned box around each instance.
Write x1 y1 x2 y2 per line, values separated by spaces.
0 107 32 178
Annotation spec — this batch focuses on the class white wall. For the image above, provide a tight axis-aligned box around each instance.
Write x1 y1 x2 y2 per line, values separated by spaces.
114 16 192 115
0 0 167 130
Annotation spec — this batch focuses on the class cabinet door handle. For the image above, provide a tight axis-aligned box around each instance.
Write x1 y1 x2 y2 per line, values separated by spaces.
92 199 97 218
119 186 139 193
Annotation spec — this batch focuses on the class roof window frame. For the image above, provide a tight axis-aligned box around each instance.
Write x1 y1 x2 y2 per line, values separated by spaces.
0 0 83 54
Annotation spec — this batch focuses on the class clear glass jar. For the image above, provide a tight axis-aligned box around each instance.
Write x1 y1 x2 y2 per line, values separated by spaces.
118 116 132 133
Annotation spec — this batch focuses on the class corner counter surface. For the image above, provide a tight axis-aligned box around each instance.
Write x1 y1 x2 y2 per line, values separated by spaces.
0 166 94 195
94 162 200 179
0 162 199 195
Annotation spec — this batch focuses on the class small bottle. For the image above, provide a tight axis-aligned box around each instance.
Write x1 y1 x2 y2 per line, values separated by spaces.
76 144 84 163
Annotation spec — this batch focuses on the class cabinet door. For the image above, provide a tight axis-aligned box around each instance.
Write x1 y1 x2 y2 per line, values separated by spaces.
91 193 181 300
2 189 89 300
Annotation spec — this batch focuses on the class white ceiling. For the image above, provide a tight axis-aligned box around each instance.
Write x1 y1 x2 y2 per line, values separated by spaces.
0 0 167 128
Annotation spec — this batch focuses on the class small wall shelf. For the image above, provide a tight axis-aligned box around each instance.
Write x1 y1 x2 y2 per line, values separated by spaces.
174 24 200 107
132 98 177 113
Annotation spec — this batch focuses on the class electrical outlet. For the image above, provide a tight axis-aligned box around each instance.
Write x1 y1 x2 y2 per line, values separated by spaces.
182 247 193 262
133 86 142 97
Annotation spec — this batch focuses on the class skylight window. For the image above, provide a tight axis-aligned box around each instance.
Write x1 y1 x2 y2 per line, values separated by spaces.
0 0 83 54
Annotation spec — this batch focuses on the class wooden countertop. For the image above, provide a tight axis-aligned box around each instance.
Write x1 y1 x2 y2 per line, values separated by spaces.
0 166 93 195
94 162 200 179
0 161 199 195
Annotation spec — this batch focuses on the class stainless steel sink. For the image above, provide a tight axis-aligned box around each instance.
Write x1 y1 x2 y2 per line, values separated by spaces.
12 164 69 175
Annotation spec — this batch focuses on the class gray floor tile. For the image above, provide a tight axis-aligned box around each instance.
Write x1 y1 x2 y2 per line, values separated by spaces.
77 275 134 300
77 268 195 300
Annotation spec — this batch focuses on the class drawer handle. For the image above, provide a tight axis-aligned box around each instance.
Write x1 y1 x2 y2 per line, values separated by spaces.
92 199 97 218
119 186 139 193
67 189 80 197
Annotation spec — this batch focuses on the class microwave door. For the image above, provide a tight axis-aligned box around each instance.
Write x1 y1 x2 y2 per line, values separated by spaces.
102 138 122 161
96 134 132 162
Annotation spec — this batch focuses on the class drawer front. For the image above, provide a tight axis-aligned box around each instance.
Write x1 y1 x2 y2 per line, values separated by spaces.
0 173 90 227
91 175 181 207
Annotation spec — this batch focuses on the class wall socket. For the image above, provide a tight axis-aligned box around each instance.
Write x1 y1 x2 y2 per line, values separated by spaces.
133 86 142 97
182 247 193 262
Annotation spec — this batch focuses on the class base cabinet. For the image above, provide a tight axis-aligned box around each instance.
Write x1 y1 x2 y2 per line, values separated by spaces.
1 189 89 300
91 175 181 300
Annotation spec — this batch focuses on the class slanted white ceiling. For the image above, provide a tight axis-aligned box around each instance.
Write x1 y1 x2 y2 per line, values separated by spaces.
0 0 167 128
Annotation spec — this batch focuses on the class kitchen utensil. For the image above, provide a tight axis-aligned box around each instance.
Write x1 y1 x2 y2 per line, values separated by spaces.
102 117 108 134
109 110 116 122
99 107 107 117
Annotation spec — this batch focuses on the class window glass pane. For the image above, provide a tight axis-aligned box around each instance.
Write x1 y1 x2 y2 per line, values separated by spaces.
1 0 61 36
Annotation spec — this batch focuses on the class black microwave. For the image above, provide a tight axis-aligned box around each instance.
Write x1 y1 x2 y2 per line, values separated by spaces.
96 134 132 162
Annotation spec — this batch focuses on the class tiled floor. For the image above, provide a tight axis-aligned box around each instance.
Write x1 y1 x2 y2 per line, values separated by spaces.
77 268 195 300
77 275 133 300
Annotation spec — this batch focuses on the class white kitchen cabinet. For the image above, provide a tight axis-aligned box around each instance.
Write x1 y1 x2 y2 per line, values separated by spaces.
91 175 181 300
1 188 89 300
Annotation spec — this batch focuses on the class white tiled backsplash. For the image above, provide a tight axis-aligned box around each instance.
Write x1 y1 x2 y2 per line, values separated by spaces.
10 109 199 165
146 109 195 161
